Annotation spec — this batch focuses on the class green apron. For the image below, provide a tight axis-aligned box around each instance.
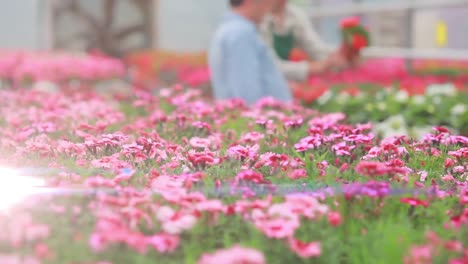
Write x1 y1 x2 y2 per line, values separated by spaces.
273 30 295 61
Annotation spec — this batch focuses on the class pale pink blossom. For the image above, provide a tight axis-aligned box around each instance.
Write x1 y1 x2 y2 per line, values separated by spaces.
198 245 265 264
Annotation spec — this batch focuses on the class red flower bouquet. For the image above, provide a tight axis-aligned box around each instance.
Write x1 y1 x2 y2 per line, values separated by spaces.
339 16 370 62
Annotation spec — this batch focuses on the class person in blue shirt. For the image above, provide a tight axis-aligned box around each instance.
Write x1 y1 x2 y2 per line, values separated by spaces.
208 0 293 105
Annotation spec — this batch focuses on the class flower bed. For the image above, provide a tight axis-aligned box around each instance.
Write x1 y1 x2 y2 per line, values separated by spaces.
125 52 468 134
125 51 468 90
0 51 126 86
0 82 466 263
296 82 468 137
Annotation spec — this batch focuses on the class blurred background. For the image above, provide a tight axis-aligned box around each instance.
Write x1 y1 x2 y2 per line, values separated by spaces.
1 0 468 56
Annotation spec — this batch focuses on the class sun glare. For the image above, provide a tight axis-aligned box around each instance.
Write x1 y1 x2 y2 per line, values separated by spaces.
0 167 45 211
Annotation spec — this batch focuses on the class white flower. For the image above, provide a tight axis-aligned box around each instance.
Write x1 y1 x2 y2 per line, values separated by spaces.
451 104 467 116
373 115 408 139
377 102 386 111
365 103 374 111
336 93 350 105
426 83 457 97
355 92 366 99
412 95 425 105
32 81 58 93
394 90 409 103
409 126 432 140
432 96 442 105
317 91 332 105
418 171 428 182
376 90 386 100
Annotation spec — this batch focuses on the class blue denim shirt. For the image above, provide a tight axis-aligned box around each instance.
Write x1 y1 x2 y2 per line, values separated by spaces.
208 12 292 105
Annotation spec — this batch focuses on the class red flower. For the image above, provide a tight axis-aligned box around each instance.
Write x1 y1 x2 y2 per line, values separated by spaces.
340 16 360 28
400 197 429 207
351 34 368 51
289 48 308 62
433 126 450 134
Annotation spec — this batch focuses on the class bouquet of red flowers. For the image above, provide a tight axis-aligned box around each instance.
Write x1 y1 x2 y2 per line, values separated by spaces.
339 16 370 63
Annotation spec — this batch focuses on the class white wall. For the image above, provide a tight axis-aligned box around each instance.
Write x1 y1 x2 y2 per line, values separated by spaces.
157 0 228 52
0 0 42 49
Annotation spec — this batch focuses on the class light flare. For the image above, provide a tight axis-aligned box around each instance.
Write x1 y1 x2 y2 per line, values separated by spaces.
0 167 45 211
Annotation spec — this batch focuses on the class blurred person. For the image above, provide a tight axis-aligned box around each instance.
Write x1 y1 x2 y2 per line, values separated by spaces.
208 0 292 105
260 0 352 82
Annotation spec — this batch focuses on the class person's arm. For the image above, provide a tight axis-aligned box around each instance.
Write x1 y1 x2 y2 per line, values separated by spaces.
259 19 317 82
292 6 335 60
292 7 355 72
224 31 264 105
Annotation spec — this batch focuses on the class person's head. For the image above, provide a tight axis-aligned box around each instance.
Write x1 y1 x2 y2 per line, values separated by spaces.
230 0 273 24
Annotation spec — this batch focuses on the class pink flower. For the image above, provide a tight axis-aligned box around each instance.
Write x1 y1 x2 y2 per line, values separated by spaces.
288 238 321 258
147 233 180 253
445 158 456 169
189 137 211 149
236 170 267 184
404 245 433 264
295 135 322 152
240 131 265 144
260 153 290 167
444 241 463 252
197 245 265 264
339 163 350 173
328 211 342 226
195 199 225 213
187 150 221 168
448 209 468 229
288 169 308 180
252 204 300 239
332 142 355 156
156 206 197 234
227 144 260 161
284 118 304 129
442 174 455 182
448 148 468 159
0 254 40 264
340 16 360 28
34 243 51 259
453 166 465 174
460 189 468 205
89 233 106 252
400 197 429 207
355 161 407 177
449 258 468 264
418 171 428 182
285 194 329 219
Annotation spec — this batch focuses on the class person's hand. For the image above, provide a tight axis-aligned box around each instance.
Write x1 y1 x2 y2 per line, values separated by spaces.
328 49 358 72
307 60 331 75
330 52 348 70
339 45 360 64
